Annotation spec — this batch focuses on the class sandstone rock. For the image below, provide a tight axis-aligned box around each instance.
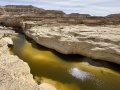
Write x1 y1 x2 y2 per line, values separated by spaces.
0 55 39 90
106 14 120 17
0 5 120 27
45 10 66 18
0 15 23 27
0 33 57 90
3 5 45 14
2 37 13 45
67 13 90 18
0 37 38 90
0 26 18 37
39 83 57 90
0 40 9 55
24 25 120 64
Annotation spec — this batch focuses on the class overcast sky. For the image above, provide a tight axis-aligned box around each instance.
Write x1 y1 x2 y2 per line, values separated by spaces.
0 0 120 16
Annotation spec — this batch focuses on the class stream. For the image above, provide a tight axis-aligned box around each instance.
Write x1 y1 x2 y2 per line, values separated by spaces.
10 35 120 90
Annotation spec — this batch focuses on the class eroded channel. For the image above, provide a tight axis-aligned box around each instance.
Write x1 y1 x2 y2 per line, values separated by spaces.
10 35 120 90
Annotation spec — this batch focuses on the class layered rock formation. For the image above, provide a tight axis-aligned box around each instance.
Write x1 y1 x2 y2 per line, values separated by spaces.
0 5 120 65
0 5 120 27
3 5 45 14
23 23 120 64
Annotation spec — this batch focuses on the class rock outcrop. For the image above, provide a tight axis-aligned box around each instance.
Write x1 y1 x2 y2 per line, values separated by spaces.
1 37 13 45
0 32 38 90
67 13 90 18
0 27 57 90
0 5 120 27
4 5 45 14
106 14 120 17
23 23 120 64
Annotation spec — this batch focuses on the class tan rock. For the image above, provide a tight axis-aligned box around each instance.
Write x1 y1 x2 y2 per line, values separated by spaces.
39 83 57 90
0 5 120 27
0 55 39 90
24 24 120 64
0 35 57 90
2 37 13 45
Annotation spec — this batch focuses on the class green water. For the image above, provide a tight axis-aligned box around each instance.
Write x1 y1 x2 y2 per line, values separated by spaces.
11 35 120 90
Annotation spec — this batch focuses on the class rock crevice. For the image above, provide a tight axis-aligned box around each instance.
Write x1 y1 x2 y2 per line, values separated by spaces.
0 26 57 90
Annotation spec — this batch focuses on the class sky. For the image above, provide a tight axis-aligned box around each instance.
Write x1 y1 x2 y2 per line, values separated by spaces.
0 0 120 16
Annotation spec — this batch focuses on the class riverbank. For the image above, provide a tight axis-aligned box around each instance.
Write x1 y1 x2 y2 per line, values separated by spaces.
23 23 120 64
11 32 120 90
0 26 57 90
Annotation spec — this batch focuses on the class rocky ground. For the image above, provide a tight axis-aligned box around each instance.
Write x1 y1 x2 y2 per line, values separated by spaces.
0 26 57 90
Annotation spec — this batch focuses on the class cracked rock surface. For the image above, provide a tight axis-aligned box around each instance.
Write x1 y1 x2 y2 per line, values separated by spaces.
24 24 120 64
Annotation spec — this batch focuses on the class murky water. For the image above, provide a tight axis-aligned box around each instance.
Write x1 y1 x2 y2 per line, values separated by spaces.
11 35 120 90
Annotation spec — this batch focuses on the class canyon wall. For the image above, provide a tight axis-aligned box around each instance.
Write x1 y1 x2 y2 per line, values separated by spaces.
0 5 120 64
0 5 120 27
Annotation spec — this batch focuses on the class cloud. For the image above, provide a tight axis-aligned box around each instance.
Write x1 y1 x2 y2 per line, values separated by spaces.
0 0 120 16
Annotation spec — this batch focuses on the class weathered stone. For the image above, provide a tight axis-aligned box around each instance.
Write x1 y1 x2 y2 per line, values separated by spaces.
3 5 45 14
39 83 57 90
24 24 120 64
0 55 39 90
0 37 38 90
0 41 9 55
0 32 57 90
0 26 18 37
2 37 13 45
67 13 90 18
0 5 120 27
106 14 120 17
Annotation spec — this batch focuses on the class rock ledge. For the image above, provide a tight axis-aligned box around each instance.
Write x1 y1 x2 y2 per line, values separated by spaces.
24 24 120 64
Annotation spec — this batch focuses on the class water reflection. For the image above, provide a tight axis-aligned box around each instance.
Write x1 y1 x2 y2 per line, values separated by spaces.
11 35 120 90
69 68 92 81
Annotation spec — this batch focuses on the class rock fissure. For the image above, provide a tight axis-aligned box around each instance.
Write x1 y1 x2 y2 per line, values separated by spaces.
0 26 57 90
